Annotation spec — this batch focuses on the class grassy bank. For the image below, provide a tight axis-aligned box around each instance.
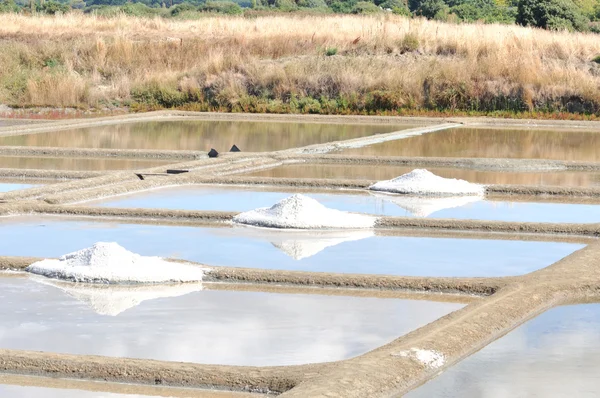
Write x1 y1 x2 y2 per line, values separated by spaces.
1 14 600 117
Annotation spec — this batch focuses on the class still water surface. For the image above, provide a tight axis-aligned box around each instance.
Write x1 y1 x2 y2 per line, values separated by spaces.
248 164 600 187
406 303 600 398
342 127 600 161
0 276 462 366
0 121 414 151
0 217 581 277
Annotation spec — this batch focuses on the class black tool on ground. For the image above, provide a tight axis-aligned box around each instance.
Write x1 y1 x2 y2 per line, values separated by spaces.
230 144 241 152
166 169 189 174
135 173 144 180
208 148 219 158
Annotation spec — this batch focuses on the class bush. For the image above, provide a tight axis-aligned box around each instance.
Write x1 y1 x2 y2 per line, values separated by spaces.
379 0 410 13
170 2 197 15
274 0 297 10
120 2 163 16
199 1 243 14
398 32 419 52
410 0 448 18
592 55 600 64
351 1 381 13
516 0 589 31
38 1 71 14
297 0 327 7
0 0 20 13
450 0 516 23
325 46 338 55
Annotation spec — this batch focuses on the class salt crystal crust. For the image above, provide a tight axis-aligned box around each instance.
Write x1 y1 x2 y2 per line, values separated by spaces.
369 169 485 196
233 194 376 229
26 242 205 284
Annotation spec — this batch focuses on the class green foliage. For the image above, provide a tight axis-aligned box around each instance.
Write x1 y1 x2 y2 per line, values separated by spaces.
411 0 448 18
325 46 338 55
170 2 196 14
0 0 20 13
516 0 589 31
199 0 243 13
450 0 516 22
398 32 419 52
379 0 410 14
297 0 327 7
274 0 297 10
44 58 61 68
351 0 381 13
132 81 189 108
39 1 71 14
592 55 600 63
120 2 164 15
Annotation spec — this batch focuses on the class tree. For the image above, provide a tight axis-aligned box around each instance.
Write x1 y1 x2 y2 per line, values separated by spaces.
410 0 447 18
516 0 589 31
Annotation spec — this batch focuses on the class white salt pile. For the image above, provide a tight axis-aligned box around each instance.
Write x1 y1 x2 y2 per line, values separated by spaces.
232 194 376 229
25 242 205 284
369 169 485 196
393 348 446 368
370 192 481 217
38 278 202 316
269 230 374 260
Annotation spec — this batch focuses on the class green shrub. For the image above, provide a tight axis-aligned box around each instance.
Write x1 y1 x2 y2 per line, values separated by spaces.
0 0 20 13
199 1 243 14
379 0 410 14
592 55 600 64
132 81 188 108
297 0 327 7
274 0 297 10
120 2 164 16
38 1 71 14
325 46 338 56
170 2 197 15
516 0 589 31
351 1 381 13
411 0 448 19
398 32 419 52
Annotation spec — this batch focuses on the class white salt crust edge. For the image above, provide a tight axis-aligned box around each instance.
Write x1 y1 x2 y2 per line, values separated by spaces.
232 194 376 229
369 169 485 197
25 242 206 284
393 348 446 369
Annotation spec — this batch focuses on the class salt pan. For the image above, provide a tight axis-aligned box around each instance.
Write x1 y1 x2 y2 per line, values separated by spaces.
232 194 376 229
369 169 485 196
25 242 205 284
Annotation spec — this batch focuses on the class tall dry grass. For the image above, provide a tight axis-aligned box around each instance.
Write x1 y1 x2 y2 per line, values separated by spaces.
1 13 599 114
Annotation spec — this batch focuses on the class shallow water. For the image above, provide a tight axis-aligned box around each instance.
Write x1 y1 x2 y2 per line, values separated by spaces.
0 121 417 151
0 383 247 398
0 276 462 366
405 303 600 398
342 127 600 161
0 217 581 277
90 185 600 223
0 156 170 171
247 164 600 187
0 182 38 192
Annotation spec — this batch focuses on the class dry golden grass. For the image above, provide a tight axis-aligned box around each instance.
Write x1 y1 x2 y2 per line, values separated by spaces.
0 13 599 114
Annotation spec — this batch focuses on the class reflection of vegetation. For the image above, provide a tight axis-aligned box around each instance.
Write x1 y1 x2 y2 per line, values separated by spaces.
0 156 168 170
250 164 600 186
344 128 600 161
0 122 407 151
